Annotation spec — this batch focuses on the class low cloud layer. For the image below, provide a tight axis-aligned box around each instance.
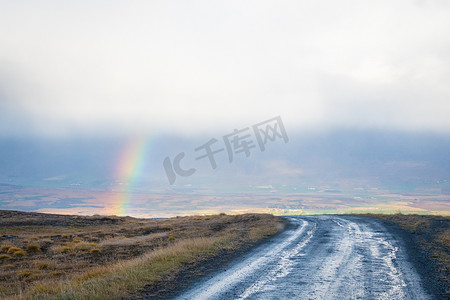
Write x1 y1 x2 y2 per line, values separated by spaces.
1 0 450 137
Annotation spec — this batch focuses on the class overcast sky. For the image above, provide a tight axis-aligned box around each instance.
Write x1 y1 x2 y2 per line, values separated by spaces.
1 0 449 137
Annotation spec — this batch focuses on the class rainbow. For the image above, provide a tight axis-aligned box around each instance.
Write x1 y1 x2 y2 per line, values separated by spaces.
113 136 153 216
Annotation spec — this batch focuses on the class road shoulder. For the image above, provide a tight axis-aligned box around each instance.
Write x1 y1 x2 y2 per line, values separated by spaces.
131 217 290 299
356 214 449 299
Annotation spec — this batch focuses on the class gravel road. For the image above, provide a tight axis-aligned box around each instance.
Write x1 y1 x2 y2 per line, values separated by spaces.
176 215 430 300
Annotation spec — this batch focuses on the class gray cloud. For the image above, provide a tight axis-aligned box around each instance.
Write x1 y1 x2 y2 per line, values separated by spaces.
1 0 449 137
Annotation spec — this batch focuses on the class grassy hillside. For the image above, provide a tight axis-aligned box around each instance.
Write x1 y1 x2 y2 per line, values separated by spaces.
0 210 284 299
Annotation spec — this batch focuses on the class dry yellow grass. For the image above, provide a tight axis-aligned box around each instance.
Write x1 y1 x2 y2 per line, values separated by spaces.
28 237 225 299
12 250 26 257
1 244 14 252
6 247 22 254
0 211 283 299
26 244 41 253
73 242 98 251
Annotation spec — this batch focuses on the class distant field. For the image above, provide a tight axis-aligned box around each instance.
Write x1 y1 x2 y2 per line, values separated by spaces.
0 210 283 299
0 183 448 217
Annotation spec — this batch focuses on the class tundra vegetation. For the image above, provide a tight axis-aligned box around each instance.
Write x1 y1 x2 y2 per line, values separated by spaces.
0 210 283 299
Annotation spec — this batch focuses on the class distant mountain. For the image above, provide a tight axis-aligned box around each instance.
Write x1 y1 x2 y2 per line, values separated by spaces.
0 130 449 193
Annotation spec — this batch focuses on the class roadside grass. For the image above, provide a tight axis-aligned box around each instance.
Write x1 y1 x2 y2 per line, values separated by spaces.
29 237 226 299
26 244 41 253
0 211 283 299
